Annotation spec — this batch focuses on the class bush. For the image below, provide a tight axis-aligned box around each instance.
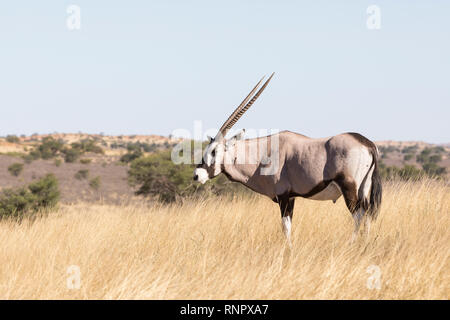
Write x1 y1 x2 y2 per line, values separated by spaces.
433 146 445 153
54 159 62 167
128 151 189 203
28 174 60 209
403 154 413 161
6 135 20 143
397 165 426 180
8 163 24 177
63 148 81 163
37 137 65 160
401 145 418 154
414 147 445 177
89 176 101 190
25 137 103 163
128 149 246 203
0 188 35 219
379 145 399 155
416 148 432 164
80 158 92 165
22 154 35 164
429 154 442 164
0 174 59 219
75 169 89 180
120 150 143 163
422 163 446 177
25 150 41 162
379 163 425 181
142 143 158 152
71 139 104 154
127 142 141 153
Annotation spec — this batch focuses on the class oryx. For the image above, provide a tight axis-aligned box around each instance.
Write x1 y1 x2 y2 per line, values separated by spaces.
193 73 382 244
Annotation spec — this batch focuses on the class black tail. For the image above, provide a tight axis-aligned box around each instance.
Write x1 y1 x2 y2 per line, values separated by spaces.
368 151 382 220
347 133 382 220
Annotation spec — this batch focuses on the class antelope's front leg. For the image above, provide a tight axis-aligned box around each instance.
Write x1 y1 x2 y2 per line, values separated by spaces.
278 195 295 247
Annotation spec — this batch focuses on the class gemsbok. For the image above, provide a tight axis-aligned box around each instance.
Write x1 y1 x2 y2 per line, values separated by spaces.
193 73 382 244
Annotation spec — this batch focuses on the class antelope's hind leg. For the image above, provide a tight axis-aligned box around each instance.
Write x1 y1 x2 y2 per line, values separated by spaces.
335 176 365 241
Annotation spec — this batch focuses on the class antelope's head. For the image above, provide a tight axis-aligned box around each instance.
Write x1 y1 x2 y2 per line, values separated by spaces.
193 73 274 184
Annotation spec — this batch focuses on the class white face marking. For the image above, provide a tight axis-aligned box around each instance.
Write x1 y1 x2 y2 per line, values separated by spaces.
204 142 219 167
194 168 209 184
213 144 224 176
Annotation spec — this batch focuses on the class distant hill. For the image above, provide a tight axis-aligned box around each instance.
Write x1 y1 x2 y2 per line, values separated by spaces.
375 140 450 173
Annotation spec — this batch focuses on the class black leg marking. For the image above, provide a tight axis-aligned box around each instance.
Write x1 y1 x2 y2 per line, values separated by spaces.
277 193 295 218
335 175 359 214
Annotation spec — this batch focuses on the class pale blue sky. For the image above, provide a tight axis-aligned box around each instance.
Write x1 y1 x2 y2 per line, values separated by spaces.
1 1 449 143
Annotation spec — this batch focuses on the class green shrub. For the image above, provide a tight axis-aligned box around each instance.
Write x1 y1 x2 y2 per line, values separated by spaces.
0 174 59 219
63 148 81 163
80 158 92 165
422 163 446 177
37 137 65 160
26 150 41 162
379 163 425 181
8 163 24 177
379 145 399 154
89 176 101 190
397 165 426 180
71 139 104 154
54 159 62 167
128 151 188 203
120 150 143 163
25 138 103 163
75 169 89 180
119 141 159 153
414 148 446 177
416 148 432 163
22 154 34 164
142 143 158 152
128 149 246 203
28 174 60 209
401 145 418 154
403 154 413 161
6 135 20 143
429 154 442 164
0 188 35 219
127 142 141 153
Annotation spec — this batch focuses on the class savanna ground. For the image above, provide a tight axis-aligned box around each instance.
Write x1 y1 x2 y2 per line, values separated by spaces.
0 178 448 299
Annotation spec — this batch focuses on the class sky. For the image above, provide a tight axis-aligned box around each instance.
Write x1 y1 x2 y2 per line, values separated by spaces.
0 1 449 143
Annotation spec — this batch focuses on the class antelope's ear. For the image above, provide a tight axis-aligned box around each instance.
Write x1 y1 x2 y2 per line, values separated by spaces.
229 129 245 141
207 135 213 142
225 129 245 149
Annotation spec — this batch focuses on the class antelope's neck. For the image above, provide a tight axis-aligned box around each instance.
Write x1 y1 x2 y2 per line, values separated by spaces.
221 146 249 184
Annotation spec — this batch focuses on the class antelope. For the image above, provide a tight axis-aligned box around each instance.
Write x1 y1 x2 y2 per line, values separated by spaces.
193 73 382 244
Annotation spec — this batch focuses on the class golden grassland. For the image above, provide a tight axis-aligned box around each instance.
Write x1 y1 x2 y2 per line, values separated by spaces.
0 179 448 299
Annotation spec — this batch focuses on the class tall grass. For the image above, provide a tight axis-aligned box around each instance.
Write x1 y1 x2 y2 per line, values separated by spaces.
0 179 448 299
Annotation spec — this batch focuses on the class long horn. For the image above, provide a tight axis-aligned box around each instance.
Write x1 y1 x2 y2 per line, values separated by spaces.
216 72 274 140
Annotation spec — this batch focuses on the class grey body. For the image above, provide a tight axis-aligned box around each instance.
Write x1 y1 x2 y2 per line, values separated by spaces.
193 74 382 244
222 131 377 203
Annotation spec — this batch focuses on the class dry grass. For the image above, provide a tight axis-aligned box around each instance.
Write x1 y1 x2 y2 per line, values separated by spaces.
0 179 448 299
